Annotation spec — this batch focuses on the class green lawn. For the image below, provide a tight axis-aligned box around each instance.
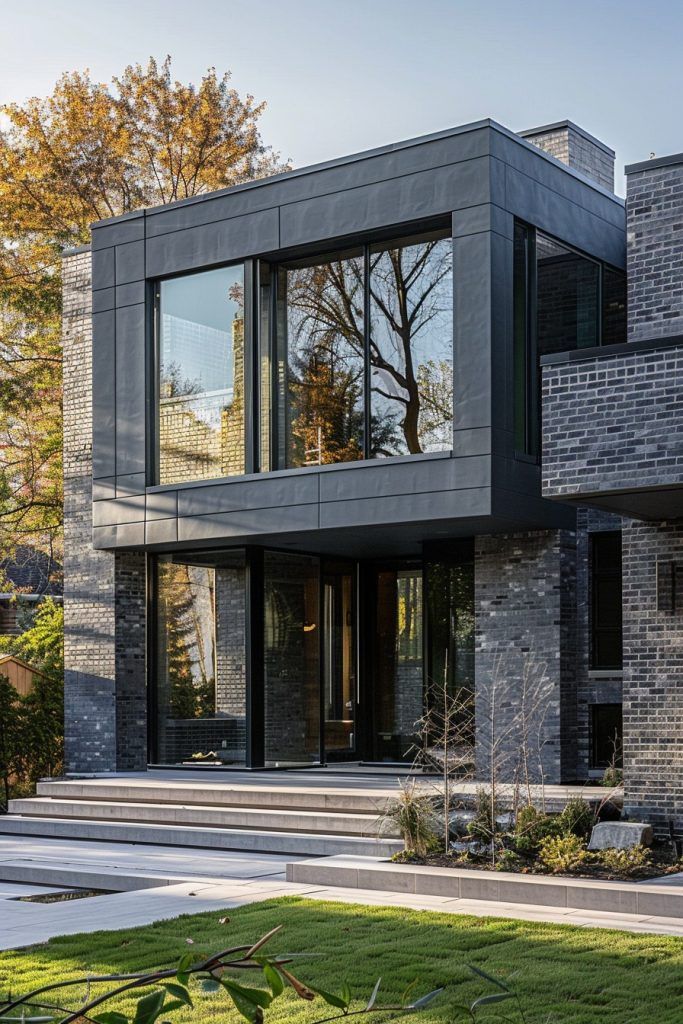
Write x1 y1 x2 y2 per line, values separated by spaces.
2 896 683 1023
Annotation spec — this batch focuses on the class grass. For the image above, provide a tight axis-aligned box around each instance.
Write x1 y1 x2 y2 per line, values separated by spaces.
1 896 683 1023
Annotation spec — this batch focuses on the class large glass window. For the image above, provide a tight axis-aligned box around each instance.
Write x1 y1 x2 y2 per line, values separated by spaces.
369 231 454 456
268 228 453 469
275 251 365 468
591 531 623 671
537 234 600 355
157 265 245 484
153 552 246 766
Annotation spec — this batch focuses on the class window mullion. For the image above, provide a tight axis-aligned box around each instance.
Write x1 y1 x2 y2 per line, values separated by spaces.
363 244 371 459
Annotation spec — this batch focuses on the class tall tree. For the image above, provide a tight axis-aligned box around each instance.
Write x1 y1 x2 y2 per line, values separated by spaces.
0 56 287 559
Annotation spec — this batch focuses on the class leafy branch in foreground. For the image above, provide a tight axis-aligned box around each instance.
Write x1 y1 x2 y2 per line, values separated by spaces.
0 925 444 1024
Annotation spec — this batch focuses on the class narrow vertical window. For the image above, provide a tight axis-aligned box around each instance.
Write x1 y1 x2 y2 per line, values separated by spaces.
591 532 623 670
158 265 245 484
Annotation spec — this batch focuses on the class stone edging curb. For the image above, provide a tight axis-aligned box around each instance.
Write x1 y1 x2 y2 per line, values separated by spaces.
286 855 683 918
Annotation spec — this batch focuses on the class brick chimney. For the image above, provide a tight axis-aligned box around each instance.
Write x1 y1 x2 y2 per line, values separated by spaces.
625 153 683 343
519 120 615 192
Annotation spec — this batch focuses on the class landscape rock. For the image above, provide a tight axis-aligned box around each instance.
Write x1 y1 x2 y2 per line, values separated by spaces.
588 821 653 851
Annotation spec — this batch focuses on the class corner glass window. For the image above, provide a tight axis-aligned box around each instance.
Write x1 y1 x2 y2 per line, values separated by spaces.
536 234 599 355
157 265 245 484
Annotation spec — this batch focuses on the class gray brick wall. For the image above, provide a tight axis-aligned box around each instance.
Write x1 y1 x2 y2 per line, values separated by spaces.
627 159 683 342
622 520 683 828
474 530 576 785
62 249 147 773
521 122 615 192
574 508 623 778
542 342 683 500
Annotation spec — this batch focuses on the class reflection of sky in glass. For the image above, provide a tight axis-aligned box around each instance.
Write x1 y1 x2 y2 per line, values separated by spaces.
160 265 243 398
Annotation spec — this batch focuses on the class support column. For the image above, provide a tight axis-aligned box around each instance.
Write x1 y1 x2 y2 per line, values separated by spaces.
622 520 683 827
474 530 576 785
62 249 147 772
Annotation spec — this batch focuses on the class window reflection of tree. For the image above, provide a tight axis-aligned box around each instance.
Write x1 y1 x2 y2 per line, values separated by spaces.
285 256 365 466
283 234 453 465
370 236 453 456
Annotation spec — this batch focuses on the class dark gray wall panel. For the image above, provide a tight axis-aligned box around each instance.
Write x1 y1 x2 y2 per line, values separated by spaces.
116 281 145 307
490 131 625 229
318 455 489 502
92 246 116 290
280 160 489 250
453 227 492 433
146 489 178 521
92 287 115 313
115 303 146 477
92 308 117 479
176 471 318 518
92 477 116 502
144 128 492 239
177 503 319 543
116 240 145 284
92 213 144 250
115 473 146 497
502 163 625 267
319 487 491 530
145 517 178 546
145 208 279 278
93 494 146 527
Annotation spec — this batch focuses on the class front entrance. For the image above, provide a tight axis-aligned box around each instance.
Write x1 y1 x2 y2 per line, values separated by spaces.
149 543 473 769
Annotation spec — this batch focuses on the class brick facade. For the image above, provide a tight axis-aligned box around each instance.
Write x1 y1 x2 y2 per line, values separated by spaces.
62 250 147 773
474 531 577 785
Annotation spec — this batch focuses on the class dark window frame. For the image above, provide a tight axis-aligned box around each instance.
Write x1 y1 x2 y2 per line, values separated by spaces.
590 531 623 671
513 221 626 459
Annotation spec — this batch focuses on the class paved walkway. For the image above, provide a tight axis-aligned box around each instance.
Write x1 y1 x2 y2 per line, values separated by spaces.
1 835 683 951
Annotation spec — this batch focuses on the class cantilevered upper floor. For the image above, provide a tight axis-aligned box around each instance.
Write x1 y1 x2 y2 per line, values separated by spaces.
87 117 626 556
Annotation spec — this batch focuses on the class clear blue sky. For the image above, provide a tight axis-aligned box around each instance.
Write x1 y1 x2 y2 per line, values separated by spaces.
1 0 679 196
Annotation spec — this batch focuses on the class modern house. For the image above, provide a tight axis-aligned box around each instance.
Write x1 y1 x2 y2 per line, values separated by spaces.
51 117 683 830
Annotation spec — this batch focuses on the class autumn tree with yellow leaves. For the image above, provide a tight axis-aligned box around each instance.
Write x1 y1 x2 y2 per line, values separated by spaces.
0 55 286 570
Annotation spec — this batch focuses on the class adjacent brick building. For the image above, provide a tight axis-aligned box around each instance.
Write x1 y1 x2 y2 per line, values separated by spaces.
57 116 683 827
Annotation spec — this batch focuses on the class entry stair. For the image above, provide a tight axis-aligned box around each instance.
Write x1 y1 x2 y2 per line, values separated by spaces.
1 775 404 857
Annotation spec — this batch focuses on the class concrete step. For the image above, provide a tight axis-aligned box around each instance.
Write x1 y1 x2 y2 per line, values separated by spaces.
9 797 397 838
0 815 402 858
35 779 396 815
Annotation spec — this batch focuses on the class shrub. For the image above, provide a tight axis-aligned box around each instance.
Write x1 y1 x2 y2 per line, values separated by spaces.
381 780 439 857
513 805 561 857
538 833 588 874
496 848 524 872
599 845 651 877
558 798 595 839
467 787 499 844
601 765 623 787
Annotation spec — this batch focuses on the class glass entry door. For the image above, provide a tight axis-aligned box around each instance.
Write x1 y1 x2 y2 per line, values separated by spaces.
322 561 357 758
371 566 424 761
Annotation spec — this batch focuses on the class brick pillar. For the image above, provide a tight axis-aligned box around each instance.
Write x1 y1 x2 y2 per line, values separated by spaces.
474 530 576 785
62 249 147 773
622 520 683 827
519 120 615 192
626 155 683 342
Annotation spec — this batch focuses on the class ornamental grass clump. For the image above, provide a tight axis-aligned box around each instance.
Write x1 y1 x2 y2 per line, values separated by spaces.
381 780 439 857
